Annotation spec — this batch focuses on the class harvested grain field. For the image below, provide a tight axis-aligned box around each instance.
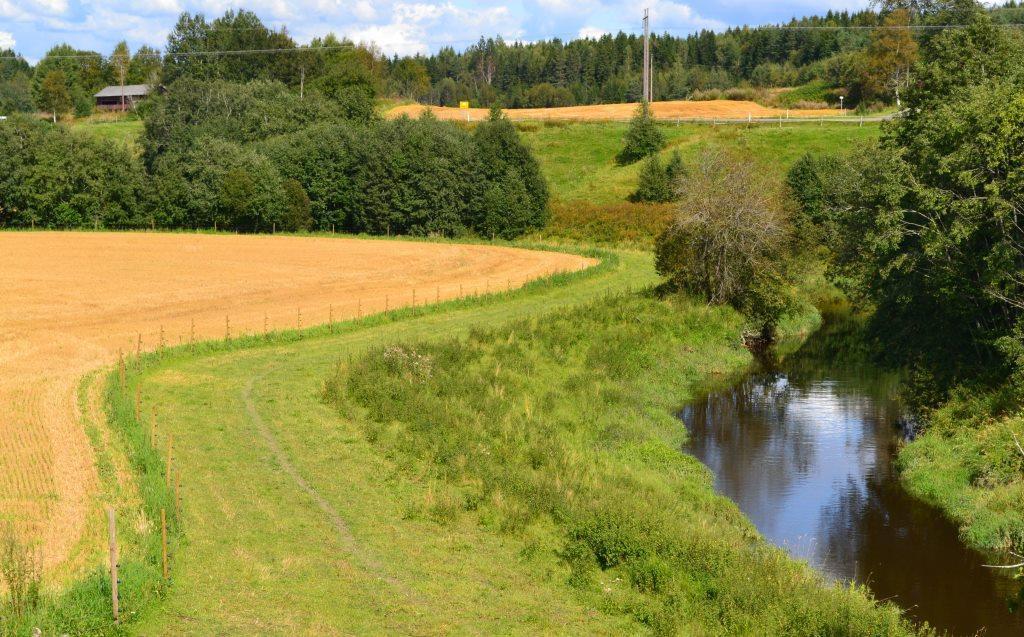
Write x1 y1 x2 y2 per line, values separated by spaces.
387 99 841 122
0 231 591 574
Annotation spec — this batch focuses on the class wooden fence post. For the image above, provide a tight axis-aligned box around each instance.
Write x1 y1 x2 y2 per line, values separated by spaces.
107 507 119 624
161 508 169 580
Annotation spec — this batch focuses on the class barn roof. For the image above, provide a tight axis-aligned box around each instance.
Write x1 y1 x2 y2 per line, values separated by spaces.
94 84 151 98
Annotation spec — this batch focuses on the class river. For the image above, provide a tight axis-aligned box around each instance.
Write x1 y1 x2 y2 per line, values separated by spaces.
681 311 1024 636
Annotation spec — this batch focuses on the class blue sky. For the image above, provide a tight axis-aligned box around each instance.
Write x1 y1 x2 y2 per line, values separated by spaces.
0 0 870 62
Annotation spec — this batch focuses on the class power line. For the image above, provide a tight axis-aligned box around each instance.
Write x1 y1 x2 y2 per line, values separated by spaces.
11 20 1024 62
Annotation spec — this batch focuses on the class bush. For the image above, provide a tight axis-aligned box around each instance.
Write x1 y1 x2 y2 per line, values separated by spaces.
472 108 549 236
0 525 41 619
281 178 313 231
655 148 795 336
616 101 665 165
259 109 548 238
629 155 673 203
629 150 684 203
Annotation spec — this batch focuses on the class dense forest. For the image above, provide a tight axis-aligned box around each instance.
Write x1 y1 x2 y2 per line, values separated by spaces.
3 2 1024 117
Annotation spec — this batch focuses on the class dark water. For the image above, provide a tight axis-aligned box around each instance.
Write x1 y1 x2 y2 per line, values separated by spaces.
682 313 1024 636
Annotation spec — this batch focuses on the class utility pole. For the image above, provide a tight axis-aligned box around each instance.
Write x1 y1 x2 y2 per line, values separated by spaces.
642 9 651 103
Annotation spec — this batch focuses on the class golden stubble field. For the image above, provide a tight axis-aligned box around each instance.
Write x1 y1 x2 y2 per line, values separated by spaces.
0 232 592 574
387 99 841 122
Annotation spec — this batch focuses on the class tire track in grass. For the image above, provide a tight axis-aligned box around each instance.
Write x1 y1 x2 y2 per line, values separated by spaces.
242 371 403 591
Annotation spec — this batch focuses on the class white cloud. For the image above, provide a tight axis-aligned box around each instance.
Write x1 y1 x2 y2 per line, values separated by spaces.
577 26 607 39
352 0 376 21
0 31 14 49
347 24 427 55
648 0 725 31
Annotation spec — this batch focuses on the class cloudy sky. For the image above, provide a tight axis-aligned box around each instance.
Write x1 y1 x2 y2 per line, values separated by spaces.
1 0 869 62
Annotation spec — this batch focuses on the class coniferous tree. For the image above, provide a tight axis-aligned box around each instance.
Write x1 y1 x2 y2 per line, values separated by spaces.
629 154 674 202
616 101 665 165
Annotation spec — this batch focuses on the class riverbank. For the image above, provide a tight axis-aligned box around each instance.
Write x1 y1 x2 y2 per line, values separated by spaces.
324 285 923 634
899 392 1024 555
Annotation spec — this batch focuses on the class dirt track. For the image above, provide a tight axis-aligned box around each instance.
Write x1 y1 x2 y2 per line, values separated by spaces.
0 232 591 573
387 100 841 122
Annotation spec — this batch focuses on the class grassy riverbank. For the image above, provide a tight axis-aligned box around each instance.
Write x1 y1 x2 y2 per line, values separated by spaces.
899 393 1024 554
326 290 925 635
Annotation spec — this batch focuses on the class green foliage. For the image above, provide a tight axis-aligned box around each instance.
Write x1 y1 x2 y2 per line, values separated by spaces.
786 5 1024 398
656 148 796 335
0 50 32 114
31 44 105 112
900 388 1024 553
147 136 287 231
0 116 145 228
38 70 72 119
141 77 350 167
281 178 313 231
472 108 549 235
616 101 665 165
329 292 920 635
629 152 681 203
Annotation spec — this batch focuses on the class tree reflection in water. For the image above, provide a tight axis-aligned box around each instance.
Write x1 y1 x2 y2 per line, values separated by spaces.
682 311 1024 635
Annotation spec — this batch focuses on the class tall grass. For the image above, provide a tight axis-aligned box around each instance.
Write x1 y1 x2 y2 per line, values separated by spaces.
326 291 928 636
536 200 674 247
899 389 1024 554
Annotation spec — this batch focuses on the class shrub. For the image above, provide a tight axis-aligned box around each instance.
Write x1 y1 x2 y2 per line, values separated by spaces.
472 108 549 235
281 178 313 231
628 154 673 203
655 148 795 336
616 101 665 165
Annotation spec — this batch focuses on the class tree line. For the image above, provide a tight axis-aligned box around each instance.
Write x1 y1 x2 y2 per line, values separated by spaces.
3 3 1024 119
0 78 548 238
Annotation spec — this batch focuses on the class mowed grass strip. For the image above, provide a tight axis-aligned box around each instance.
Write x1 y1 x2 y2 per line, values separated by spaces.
124 250 654 635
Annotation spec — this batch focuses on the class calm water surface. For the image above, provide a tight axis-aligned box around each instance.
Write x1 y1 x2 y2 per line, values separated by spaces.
682 314 1024 636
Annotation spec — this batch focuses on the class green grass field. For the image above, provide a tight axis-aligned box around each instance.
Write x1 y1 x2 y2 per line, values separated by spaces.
66 115 144 150
518 120 881 204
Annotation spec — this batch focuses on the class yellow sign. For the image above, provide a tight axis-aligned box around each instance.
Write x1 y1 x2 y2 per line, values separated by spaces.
458 101 470 109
